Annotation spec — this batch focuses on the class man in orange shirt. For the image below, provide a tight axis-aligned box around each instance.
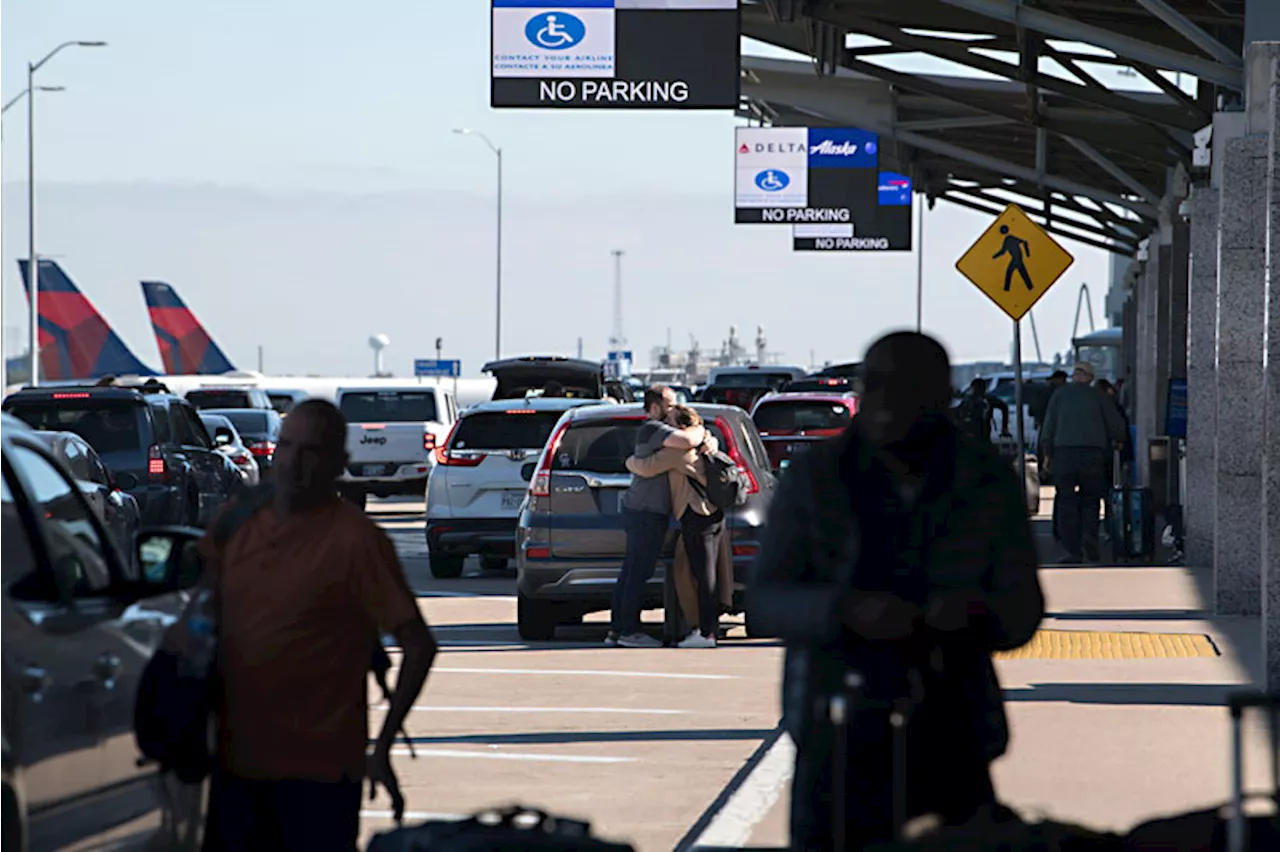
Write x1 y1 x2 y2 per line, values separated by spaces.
201 399 437 850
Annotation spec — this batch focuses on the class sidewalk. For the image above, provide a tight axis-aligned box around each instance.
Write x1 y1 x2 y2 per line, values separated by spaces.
737 491 1273 847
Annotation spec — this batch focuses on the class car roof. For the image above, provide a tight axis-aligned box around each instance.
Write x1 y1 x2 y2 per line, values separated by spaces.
198 412 234 425
482 355 602 372
4 385 181 404
462 398 606 415
568 402 749 423
335 386 443 395
756 392 856 405
202 407 274 418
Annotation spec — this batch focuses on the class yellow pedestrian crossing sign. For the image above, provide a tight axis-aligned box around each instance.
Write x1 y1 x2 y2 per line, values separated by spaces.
955 203 1074 321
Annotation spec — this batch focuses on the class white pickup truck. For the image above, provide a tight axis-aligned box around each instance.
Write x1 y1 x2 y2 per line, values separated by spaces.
336 386 456 509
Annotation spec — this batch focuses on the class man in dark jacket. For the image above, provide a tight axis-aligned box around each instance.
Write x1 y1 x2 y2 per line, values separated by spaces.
1040 361 1127 563
748 331 1044 852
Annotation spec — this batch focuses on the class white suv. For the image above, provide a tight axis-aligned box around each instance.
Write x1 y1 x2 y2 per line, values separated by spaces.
425 397 603 578
337 386 456 509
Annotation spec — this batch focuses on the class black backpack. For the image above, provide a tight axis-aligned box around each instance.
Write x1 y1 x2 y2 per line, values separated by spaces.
697 449 750 510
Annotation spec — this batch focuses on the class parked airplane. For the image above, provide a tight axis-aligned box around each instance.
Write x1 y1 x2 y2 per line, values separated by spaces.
141 280 237 375
10 259 158 384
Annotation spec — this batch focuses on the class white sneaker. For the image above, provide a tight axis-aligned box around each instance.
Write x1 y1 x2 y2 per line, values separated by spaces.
617 632 662 648
677 630 716 649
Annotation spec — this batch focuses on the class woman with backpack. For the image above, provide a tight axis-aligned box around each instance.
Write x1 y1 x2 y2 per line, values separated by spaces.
626 405 724 648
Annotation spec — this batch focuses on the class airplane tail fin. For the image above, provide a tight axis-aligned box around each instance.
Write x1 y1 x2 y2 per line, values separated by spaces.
18 259 158 381
140 281 237 375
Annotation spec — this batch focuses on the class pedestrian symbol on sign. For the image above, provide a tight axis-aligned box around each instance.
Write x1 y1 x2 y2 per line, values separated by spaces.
993 225 1033 292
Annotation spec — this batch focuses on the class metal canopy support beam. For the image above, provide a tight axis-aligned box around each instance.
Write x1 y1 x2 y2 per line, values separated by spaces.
940 189 1136 255
958 183 1137 246
1132 0 1242 67
934 0 1244 90
896 115 1014 131
828 13 1203 133
1062 136 1164 208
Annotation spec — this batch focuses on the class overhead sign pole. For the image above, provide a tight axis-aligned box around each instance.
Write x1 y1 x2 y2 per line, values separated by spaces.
955 203 1075 493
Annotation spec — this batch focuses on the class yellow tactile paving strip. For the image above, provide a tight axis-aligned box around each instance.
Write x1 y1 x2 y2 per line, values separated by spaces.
994 629 1219 660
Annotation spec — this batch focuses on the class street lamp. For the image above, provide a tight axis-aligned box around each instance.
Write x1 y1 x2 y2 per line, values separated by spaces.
453 128 503 360
26 40 106 387
1 86 63 391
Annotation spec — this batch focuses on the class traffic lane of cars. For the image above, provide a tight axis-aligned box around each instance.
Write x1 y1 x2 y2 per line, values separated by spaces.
363 585 785 852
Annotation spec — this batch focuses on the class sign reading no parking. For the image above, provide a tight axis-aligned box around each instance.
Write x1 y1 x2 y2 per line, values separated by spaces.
491 0 740 109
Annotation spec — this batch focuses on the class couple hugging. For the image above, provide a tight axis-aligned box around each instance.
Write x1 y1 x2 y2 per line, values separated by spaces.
607 386 725 649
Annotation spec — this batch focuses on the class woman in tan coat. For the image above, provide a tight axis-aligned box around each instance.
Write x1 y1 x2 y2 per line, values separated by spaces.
625 405 724 648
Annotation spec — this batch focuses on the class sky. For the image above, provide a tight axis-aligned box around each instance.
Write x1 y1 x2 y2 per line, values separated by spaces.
0 0 1144 378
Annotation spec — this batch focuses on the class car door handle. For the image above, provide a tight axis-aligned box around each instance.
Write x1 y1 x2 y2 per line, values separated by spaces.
93 652 122 689
21 665 52 702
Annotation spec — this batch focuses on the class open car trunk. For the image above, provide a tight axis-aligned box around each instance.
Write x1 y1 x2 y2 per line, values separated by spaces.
484 356 604 400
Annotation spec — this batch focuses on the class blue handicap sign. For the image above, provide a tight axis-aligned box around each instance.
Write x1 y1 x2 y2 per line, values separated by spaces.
606 350 633 362
414 359 461 378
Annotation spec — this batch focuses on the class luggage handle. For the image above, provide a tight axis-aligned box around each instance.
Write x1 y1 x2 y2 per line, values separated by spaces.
1227 690 1280 852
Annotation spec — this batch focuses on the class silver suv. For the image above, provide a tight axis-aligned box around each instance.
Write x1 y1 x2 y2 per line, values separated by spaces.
425 398 605 578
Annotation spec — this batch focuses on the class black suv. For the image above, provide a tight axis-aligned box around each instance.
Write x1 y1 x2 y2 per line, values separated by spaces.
2 414 205 850
514 403 777 640
3 385 242 527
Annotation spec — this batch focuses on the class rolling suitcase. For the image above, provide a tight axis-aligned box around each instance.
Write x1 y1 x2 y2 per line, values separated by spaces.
366 805 635 851
1105 448 1155 563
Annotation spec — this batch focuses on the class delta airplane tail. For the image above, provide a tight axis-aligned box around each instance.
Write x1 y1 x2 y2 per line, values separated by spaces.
17 259 158 382
141 281 237 375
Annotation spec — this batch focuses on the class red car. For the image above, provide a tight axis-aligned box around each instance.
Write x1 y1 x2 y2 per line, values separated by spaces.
751 391 858 472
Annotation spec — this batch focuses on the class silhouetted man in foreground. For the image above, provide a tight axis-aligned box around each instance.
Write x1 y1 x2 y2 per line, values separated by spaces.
201 400 437 850
749 331 1044 851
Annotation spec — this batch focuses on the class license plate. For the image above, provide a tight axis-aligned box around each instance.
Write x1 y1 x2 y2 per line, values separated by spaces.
501 491 525 510
362 464 384 477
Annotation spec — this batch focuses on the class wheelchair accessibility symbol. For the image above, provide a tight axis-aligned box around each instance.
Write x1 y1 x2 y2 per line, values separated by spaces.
754 169 790 192
525 11 586 50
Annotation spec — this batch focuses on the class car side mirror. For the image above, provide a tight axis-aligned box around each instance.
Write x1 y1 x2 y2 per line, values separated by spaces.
521 462 537 482
114 471 139 491
135 528 205 593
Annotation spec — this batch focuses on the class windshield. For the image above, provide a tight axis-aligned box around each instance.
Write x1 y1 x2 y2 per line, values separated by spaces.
452 411 565 451
217 410 274 437
710 373 795 390
552 419 727 475
339 391 438 423
1076 344 1120 382
5 400 143 455
754 401 851 433
187 390 254 410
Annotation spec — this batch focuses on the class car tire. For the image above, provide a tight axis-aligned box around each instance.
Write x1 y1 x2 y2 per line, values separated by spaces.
481 556 508 572
430 552 465 579
517 593 558 641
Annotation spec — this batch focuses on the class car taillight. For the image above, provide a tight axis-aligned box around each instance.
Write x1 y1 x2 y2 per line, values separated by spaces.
732 544 758 558
714 417 759 495
530 419 572 498
434 420 484 467
147 445 166 479
52 392 91 399
423 432 436 452
249 441 275 457
526 546 551 560
233 453 254 467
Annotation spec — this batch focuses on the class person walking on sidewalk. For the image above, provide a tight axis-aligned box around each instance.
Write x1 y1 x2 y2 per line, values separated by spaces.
626 404 722 648
1040 361 1127 564
608 385 706 648
749 331 1044 852
953 377 1011 445
200 400 438 850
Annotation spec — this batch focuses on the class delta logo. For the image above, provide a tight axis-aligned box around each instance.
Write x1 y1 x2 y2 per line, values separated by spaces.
738 143 749 153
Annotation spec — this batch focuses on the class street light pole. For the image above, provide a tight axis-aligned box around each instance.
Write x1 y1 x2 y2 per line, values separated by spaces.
453 128 504 360
25 40 105 387
0 86 63 391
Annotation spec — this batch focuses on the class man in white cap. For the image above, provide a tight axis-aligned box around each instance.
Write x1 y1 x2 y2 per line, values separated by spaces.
1040 361 1128 563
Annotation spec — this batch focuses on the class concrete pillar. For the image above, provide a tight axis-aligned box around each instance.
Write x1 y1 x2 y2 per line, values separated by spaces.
1134 248 1159 486
1154 239 1173 434
1262 49 1280 690
1184 186 1219 571
1168 220 1190 383
1213 133 1268 616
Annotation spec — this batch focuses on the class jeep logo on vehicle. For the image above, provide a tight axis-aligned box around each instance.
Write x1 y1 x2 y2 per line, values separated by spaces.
360 434 387 445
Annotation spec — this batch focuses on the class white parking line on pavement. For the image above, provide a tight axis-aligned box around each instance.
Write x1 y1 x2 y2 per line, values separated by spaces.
360 810 464 821
432 667 740 680
371 705 689 715
683 731 795 851
389 748 637 764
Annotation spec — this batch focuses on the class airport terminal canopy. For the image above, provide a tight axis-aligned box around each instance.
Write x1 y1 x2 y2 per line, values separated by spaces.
738 0 1251 255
